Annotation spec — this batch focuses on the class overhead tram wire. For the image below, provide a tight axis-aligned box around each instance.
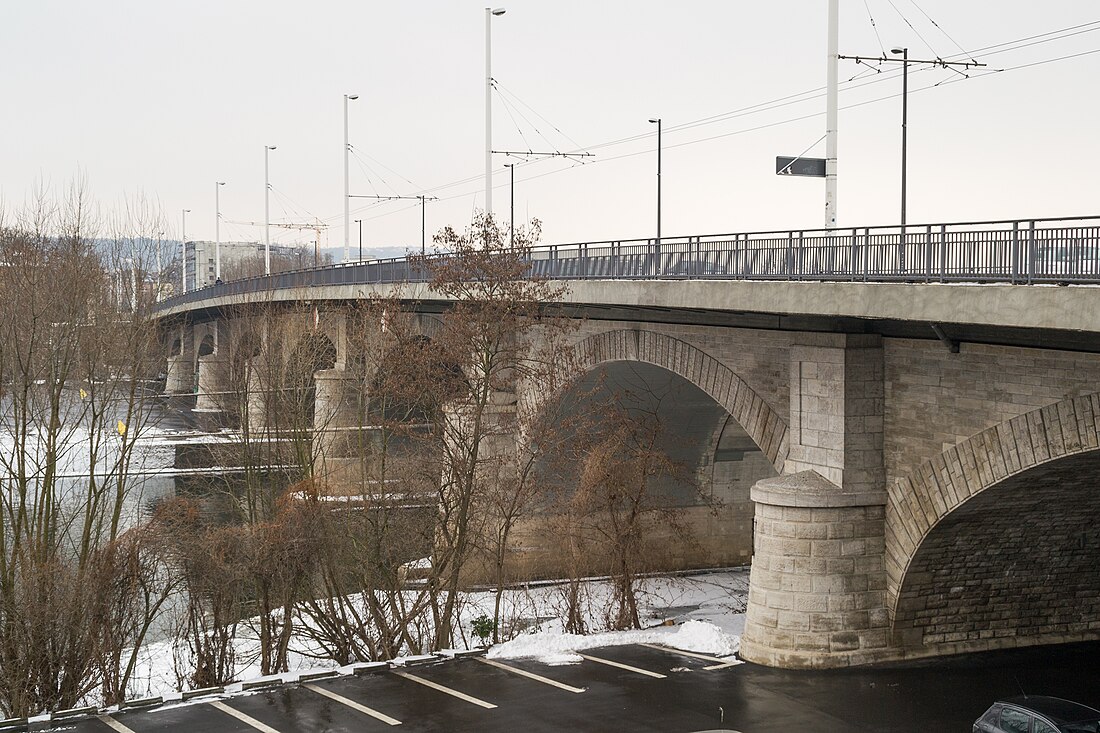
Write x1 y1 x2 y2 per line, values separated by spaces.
491 80 590 153
905 0 977 63
431 41 1100 202
885 0 943 57
863 0 887 57
348 145 424 192
321 40 1100 228
302 22 1100 230
493 83 537 153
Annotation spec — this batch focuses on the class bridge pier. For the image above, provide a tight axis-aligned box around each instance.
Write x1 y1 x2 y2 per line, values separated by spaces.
165 325 194 394
741 335 894 668
313 367 366 488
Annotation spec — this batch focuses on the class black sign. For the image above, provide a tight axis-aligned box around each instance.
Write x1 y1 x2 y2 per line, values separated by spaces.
776 156 827 178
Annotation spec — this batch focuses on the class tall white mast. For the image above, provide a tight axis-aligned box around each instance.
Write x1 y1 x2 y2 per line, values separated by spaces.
825 0 839 229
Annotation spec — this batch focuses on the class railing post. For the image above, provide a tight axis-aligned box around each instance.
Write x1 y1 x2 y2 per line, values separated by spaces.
786 231 794 280
797 231 805 280
897 227 905 276
939 224 947 282
925 224 933 283
1027 220 1036 284
850 228 858 282
864 228 871 281
1011 221 1020 284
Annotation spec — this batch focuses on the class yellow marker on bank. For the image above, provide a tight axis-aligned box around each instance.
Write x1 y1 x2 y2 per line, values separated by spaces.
79 388 88 400
117 420 127 436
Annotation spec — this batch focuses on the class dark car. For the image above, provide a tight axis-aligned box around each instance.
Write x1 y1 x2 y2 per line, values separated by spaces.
974 696 1100 733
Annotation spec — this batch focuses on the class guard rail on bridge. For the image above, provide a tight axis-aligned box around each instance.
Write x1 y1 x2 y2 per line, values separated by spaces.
157 215 1100 312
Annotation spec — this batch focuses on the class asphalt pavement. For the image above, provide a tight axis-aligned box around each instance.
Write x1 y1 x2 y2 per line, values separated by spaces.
37 640 1100 732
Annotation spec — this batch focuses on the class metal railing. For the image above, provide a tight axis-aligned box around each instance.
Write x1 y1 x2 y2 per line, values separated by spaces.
156 215 1100 312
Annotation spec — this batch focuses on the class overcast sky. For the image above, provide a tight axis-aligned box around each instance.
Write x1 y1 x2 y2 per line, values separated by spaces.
3 1 1097 257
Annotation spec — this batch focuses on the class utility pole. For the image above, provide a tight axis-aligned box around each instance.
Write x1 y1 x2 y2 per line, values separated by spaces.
838 51 984 229
215 181 225 281
348 194 438 256
485 7 506 217
825 0 838 229
264 145 277 275
648 119 662 242
355 218 363 261
343 93 358 262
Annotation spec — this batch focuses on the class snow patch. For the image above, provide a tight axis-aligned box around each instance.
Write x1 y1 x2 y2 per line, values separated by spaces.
489 619 738 664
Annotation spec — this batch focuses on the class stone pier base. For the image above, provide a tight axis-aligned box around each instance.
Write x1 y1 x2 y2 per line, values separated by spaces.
739 471 894 668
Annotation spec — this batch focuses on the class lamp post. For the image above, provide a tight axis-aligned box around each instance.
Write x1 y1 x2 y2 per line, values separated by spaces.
343 93 358 262
215 181 225 282
648 118 662 243
264 145 276 275
485 6 506 218
890 47 908 230
181 208 191 293
354 218 362 262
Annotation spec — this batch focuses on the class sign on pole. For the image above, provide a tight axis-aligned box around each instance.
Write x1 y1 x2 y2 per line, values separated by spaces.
776 156 827 178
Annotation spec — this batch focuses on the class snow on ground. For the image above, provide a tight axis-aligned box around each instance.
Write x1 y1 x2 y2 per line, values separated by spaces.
123 569 749 699
488 619 738 664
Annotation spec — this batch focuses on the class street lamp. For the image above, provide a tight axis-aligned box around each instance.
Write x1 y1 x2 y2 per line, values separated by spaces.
181 208 191 293
890 47 908 230
354 218 363 262
215 181 225 282
343 93 358 262
264 145 277 275
648 118 662 243
485 6 506 218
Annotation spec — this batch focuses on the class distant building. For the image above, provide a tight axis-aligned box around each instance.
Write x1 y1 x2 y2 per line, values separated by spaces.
184 241 306 290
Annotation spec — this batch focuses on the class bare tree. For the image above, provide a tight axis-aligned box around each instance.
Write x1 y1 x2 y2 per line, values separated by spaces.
554 392 707 631
0 183 170 715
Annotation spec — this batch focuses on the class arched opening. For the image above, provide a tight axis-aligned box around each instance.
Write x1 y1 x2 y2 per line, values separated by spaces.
524 360 779 577
893 449 1100 654
285 333 338 431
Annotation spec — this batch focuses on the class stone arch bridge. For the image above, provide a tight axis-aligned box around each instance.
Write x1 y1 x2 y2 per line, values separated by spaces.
155 255 1100 669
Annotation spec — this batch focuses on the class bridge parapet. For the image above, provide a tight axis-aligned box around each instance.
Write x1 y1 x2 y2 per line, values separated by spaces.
153 215 1100 316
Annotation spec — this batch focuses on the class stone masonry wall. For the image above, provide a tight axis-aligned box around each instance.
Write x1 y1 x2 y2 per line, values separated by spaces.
573 321 794 430
884 338 1100 483
893 450 1100 657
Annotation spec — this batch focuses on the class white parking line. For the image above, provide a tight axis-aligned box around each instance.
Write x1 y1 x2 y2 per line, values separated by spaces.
97 715 139 733
303 683 402 726
576 653 667 679
703 660 743 671
392 670 497 709
209 700 283 733
476 657 586 693
637 642 741 670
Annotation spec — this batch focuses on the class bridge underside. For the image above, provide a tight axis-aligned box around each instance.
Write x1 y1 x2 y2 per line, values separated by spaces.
510 360 777 579
893 450 1100 657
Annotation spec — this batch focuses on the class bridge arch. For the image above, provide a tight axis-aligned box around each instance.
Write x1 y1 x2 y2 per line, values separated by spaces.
887 392 1100 654
566 329 789 473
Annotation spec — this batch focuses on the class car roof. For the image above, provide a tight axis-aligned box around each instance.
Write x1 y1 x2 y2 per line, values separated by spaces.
1001 696 1100 724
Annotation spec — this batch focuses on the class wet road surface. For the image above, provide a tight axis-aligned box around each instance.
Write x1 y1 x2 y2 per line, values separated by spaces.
47 640 1100 732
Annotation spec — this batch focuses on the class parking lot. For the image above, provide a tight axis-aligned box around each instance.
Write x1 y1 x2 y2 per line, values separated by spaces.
41 640 1100 732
